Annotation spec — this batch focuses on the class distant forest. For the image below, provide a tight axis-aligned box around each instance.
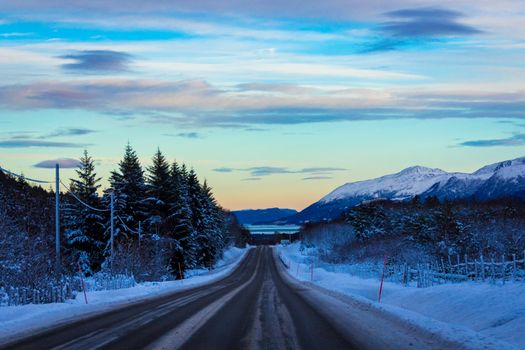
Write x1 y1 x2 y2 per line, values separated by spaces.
300 196 525 265
0 144 250 290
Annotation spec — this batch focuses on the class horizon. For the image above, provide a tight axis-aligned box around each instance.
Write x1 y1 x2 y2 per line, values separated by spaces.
1 1 525 211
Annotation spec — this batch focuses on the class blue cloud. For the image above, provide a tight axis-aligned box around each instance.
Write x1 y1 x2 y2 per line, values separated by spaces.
381 7 482 37
34 158 81 168
213 167 234 173
248 167 292 176
459 134 525 147
176 132 201 139
213 166 347 177
0 140 89 148
241 177 261 181
58 50 133 73
46 127 97 137
302 176 332 180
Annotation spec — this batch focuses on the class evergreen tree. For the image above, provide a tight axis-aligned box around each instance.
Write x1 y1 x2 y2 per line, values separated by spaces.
106 143 146 242
145 148 171 235
196 180 225 267
63 150 104 273
167 162 196 273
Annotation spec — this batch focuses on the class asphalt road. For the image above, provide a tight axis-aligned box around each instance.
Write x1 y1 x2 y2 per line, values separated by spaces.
1 247 357 350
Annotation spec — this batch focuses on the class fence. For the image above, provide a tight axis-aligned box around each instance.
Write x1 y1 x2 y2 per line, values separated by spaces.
0 284 74 306
295 250 525 288
0 273 136 307
81 273 136 292
402 251 525 288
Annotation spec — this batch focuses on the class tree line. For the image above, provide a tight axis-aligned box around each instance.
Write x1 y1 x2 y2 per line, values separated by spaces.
300 196 525 265
0 144 249 290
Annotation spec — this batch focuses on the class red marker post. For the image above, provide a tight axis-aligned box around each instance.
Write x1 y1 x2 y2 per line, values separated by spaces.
378 254 387 303
77 262 88 305
178 262 184 283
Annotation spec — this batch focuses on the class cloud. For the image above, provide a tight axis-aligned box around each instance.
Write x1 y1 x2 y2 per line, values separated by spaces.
58 50 133 73
213 166 347 177
212 167 234 173
45 127 97 138
0 32 34 38
247 167 293 176
175 132 201 139
302 176 333 180
458 134 525 147
1 79 525 127
33 158 81 168
0 140 89 148
300 167 346 173
241 177 261 181
381 7 482 37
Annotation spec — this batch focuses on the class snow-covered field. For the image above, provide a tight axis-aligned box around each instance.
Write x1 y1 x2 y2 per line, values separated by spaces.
277 242 525 349
0 245 250 345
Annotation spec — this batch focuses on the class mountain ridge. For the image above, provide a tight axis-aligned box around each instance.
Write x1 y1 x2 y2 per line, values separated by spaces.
281 156 525 224
232 207 298 225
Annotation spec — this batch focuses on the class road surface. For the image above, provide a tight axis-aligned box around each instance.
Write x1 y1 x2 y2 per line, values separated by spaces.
1 246 362 350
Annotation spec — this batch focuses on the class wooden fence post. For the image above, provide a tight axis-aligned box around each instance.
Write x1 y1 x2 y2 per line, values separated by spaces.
490 258 496 283
501 254 506 285
480 254 485 281
512 254 517 282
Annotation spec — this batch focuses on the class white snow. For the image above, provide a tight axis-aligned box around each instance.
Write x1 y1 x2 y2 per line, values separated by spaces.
319 156 525 203
0 245 250 345
278 243 524 349
493 163 525 180
320 166 461 203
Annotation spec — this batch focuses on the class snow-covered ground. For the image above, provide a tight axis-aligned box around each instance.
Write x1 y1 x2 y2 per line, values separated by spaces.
0 245 250 345
277 242 525 349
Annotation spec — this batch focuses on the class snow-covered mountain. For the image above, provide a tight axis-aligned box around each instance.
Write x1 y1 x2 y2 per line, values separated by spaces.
282 157 525 224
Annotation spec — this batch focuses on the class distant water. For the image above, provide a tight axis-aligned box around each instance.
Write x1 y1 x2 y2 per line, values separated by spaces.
246 224 301 235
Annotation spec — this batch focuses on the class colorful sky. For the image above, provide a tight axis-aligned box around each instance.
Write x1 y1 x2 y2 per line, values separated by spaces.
1 1 524 211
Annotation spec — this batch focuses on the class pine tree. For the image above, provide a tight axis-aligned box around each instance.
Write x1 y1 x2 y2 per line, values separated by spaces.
63 150 105 273
186 168 207 267
167 162 196 273
145 148 171 235
197 180 225 267
106 143 146 242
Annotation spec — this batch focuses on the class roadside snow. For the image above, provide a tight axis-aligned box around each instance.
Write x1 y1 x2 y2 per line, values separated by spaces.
277 242 524 349
0 245 250 345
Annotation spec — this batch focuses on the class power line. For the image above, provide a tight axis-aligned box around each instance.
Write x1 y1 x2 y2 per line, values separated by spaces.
117 215 140 234
0 165 52 184
59 179 109 212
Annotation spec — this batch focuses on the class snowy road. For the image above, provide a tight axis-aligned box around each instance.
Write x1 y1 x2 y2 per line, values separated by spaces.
0 246 495 350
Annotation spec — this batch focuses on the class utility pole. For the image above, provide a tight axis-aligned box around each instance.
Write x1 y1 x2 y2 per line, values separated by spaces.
138 221 141 249
110 191 115 271
55 163 60 274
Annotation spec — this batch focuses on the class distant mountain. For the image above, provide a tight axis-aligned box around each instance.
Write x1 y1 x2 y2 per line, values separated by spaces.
281 157 525 224
232 208 298 225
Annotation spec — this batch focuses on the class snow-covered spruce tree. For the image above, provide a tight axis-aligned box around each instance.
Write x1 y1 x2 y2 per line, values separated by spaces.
186 168 208 267
63 150 104 274
145 148 172 236
106 143 147 239
101 143 147 275
195 180 225 267
166 162 196 274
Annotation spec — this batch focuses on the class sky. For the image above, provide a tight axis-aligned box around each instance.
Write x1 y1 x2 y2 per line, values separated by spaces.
0 0 524 211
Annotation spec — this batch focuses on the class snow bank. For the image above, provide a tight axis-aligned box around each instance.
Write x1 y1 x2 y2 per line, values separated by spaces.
277 242 524 349
0 245 250 345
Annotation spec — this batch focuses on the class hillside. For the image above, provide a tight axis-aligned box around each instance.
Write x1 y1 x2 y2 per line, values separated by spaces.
281 157 525 224
232 208 298 224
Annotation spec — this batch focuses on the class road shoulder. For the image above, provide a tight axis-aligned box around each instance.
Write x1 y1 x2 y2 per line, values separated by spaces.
273 248 518 350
